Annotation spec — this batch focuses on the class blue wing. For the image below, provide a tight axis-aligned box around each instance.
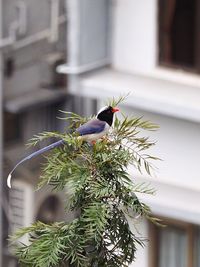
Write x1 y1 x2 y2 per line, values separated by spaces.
76 119 106 136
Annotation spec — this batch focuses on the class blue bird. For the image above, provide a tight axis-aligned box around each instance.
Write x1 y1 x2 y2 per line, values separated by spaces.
7 106 119 188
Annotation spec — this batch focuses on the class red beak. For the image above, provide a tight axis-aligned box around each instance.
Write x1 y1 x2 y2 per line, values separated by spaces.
112 107 120 113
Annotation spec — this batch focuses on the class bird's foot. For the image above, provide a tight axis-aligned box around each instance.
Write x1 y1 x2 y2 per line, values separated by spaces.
101 136 110 143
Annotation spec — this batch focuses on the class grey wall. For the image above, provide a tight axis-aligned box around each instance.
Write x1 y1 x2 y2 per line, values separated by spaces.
1 1 68 266
3 0 66 100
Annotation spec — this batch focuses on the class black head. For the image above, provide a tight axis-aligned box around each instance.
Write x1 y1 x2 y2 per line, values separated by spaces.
97 106 119 126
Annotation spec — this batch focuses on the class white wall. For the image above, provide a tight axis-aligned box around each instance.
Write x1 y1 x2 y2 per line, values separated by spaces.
112 0 157 73
122 106 200 191
125 106 200 223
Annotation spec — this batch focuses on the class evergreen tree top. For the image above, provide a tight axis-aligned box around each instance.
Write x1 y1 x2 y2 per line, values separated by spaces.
11 96 161 267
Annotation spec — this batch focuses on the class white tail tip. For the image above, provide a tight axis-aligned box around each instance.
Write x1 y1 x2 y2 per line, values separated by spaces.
7 173 12 188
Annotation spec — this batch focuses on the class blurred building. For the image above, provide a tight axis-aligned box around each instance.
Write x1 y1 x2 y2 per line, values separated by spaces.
0 0 77 266
1 0 200 267
57 0 200 267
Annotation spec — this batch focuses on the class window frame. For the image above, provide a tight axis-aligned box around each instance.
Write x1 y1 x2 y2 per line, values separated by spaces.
148 216 196 267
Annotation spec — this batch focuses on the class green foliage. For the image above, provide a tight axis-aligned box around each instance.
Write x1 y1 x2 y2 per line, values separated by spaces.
12 97 160 267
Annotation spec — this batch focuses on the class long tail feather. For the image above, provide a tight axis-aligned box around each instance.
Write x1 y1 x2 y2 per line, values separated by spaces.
7 139 64 188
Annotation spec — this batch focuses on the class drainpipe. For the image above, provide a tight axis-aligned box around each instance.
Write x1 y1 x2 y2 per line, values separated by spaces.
0 0 3 265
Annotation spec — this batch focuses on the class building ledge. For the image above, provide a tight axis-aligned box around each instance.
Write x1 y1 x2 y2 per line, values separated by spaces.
4 87 67 113
133 174 200 225
75 67 200 123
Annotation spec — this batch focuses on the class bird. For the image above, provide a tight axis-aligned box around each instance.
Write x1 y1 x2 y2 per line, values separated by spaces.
7 105 119 188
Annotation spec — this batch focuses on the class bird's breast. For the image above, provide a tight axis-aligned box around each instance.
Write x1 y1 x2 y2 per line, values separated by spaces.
81 123 110 142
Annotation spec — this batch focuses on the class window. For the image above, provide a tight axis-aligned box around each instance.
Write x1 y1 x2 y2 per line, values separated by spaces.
159 0 200 72
3 112 21 144
149 218 199 267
